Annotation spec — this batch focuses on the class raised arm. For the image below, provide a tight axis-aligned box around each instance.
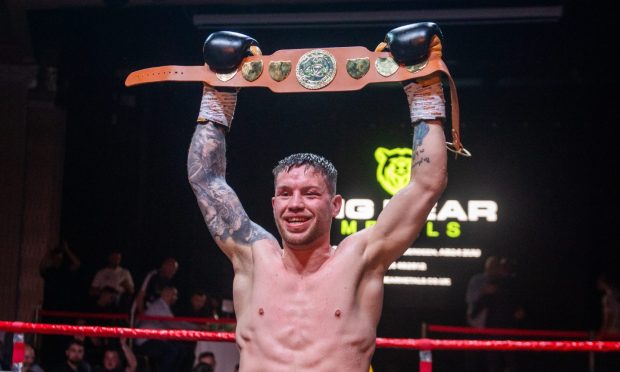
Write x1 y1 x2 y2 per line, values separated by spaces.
188 31 276 262
364 24 449 272
120 338 137 372
187 86 275 261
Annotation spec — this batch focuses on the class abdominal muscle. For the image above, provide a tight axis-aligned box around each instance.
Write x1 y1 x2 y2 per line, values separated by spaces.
233 242 383 372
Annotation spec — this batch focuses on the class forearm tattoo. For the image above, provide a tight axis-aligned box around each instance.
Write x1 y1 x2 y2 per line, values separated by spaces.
412 122 431 169
187 123 272 245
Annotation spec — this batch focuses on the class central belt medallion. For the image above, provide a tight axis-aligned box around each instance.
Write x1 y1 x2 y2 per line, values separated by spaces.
296 49 337 90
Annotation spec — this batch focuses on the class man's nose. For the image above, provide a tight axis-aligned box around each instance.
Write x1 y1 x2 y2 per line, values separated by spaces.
288 192 304 210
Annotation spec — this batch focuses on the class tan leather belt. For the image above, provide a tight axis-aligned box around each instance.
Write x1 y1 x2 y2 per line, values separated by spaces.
125 46 469 156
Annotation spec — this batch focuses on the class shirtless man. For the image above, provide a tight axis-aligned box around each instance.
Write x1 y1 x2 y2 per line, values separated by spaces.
188 23 448 371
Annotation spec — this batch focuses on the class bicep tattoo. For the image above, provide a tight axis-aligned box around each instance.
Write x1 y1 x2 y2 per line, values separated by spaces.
188 124 273 246
412 121 431 169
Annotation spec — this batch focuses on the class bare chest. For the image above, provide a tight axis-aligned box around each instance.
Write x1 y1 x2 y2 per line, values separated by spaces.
240 253 377 349
251 258 358 327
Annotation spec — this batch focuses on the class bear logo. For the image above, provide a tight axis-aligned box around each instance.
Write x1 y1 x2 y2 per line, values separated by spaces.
374 147 412 196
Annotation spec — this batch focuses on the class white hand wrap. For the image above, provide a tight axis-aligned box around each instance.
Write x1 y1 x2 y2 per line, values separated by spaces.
196 84 238 129
404 79 446 124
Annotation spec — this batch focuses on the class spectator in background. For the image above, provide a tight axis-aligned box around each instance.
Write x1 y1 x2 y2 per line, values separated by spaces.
175 289 213 367
55 339 91 372
196 351 216 369
597 272 620 336
466 256 523 372
133 286 194 372
39 239 82 310
92 338 136 372
84 287 125 364
595 271 620 371
90 251 134 310
465 256 501 328
23 344 45 372
72 319 101 367
132 257 178 316
176 289 212 318
491 257 525 329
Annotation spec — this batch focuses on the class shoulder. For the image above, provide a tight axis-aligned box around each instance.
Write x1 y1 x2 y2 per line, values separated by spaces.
334 229 371 261
233 238 281 271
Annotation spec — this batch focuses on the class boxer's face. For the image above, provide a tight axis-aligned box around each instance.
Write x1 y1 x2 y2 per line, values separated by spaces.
272 166 341 249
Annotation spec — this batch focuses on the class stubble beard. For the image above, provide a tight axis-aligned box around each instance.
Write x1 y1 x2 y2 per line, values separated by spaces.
276 218 324 249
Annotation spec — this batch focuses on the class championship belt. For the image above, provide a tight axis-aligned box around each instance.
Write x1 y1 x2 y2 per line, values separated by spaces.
125 26 469 157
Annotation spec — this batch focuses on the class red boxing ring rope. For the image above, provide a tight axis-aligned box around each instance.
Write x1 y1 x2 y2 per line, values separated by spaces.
38 309 237 324
2 321 620 352
0 321 235 342
427 324 590 339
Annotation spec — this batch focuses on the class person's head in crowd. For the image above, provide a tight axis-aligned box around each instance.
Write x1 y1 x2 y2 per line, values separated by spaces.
159 257 178 279
160 285 178 306
23 344 38 370
65 339 85 368
98 286 120 307
597 271 620 293
499 257 517 277
484 256 501 277
192 362 214 372
198 351 216 368
190 289 208 312
101 348 123 371
107 251 122 269
234 363 239 372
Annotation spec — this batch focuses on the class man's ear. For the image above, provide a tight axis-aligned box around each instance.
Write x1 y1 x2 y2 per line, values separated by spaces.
331 194 343 217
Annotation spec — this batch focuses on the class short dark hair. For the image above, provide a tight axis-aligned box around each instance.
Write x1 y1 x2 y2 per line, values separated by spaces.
272 153 338 195
199 351 215 360
67 339 84 349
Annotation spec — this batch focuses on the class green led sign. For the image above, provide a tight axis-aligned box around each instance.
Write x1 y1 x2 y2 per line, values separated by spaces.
374 147 412 196
333 146 497 240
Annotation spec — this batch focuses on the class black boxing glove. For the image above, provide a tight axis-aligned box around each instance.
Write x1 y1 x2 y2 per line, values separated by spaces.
384 22 443 66
203 31 260 73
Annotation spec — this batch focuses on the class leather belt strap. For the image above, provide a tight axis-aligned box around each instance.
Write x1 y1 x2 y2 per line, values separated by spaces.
125 46 468 156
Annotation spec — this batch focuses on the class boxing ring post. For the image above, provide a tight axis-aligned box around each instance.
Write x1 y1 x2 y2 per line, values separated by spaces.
11 332 24 372
419 349 432 372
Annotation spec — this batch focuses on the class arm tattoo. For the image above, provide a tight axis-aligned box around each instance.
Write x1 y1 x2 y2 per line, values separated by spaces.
187 123 273 246
412 122 431 169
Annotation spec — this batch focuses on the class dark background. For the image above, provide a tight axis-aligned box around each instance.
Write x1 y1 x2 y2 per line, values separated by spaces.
7 0 618 370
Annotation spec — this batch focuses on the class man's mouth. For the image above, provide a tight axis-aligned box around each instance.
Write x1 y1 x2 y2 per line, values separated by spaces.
284 216 311 227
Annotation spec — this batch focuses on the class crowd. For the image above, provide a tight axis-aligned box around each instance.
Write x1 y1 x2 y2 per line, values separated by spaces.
11 239 236 372
465 255 620 372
